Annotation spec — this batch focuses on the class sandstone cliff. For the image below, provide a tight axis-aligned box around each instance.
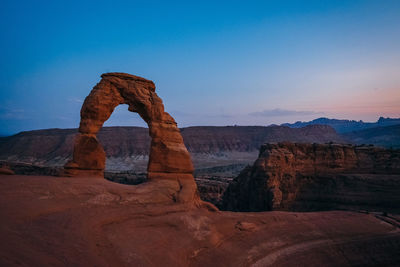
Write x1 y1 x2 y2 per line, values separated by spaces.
222 143 400 212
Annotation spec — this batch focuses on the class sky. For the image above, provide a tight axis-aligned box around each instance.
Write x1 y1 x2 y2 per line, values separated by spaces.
1 0 399 135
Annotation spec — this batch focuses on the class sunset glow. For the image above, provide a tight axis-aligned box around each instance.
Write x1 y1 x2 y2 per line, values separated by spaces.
1 0 399 134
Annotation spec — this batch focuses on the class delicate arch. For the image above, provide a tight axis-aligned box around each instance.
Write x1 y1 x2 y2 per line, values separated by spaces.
64 73 194 178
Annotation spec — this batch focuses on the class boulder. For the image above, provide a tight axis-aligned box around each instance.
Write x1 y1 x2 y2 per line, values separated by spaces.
0 166 14 175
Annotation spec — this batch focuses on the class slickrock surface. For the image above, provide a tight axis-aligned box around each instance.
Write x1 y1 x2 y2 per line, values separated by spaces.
1 175 399 266
222 142 400 212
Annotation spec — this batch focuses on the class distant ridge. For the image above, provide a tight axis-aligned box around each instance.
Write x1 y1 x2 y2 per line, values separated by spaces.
282 117 400 133
0 125 343 170
344 124 400 149
1 122 398 171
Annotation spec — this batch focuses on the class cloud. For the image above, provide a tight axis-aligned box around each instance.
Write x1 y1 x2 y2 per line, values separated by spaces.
0 107 27 120
249 108 322 117
169 110 234 119
68 97 83 103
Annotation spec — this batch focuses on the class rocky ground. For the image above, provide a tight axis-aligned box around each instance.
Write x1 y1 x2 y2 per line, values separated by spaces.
0 160 239 206
1 175 399 266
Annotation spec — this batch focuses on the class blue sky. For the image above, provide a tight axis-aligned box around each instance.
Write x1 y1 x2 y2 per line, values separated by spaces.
1 0 399 135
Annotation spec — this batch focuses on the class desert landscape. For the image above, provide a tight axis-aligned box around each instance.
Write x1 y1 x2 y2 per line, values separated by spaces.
1 72 399 266
1 1 400 266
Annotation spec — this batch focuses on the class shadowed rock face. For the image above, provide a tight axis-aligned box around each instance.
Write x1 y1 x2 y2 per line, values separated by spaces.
222 142 400 212
63 73 205 206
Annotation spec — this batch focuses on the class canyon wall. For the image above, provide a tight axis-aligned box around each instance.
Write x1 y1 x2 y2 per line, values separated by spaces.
0 125 344 171
222 143 400 212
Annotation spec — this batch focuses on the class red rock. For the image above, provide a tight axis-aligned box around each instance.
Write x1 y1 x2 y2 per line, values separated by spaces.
0 125 345 171
65 73 193 176
71 134 105 169
222 142 400 212
63 73 204 205
0 166 14 175
1 175 399 266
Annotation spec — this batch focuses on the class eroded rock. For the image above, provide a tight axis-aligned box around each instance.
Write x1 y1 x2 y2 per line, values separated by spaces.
222 142 400 212
63 73 205 206
0 167 14 175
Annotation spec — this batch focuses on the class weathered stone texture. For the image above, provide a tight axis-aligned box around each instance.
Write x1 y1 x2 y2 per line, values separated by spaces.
63 73 204 205
222 142 400 212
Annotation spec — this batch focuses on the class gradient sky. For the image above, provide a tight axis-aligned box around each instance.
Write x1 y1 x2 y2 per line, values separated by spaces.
1 0 400 135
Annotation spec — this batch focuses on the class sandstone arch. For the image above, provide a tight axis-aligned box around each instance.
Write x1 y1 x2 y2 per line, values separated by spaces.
64 73 203 205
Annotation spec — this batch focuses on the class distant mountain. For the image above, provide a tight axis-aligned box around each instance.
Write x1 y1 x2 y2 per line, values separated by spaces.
282 117 400 133
343 124 400 149
0 125 344 171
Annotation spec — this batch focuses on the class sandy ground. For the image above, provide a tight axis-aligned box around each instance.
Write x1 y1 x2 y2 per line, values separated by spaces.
0 175 399 266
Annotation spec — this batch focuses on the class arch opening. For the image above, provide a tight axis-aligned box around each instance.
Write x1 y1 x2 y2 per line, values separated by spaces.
62 72 219 207
100 104 151 184
64 72 194 179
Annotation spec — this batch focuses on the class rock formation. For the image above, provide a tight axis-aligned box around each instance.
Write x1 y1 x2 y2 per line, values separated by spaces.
195 176 232 206
222 142 400 212
65 73 193 176
63 73 205 206
0 163 14 175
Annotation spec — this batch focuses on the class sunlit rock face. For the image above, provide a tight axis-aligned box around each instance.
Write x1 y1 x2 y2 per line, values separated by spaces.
64 72 193 176
222 142 400 212
63 73 203 205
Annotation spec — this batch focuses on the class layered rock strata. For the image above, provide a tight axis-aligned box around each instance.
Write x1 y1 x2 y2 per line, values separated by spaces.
222 142 400 212
0 125 345 171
